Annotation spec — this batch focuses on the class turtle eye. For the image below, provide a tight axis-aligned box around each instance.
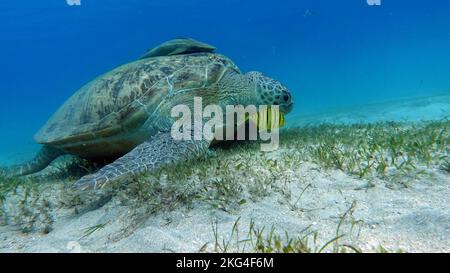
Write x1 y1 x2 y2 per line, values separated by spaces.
283 94 290 102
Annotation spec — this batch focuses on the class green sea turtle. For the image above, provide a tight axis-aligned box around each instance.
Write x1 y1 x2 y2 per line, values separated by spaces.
6 38 294 190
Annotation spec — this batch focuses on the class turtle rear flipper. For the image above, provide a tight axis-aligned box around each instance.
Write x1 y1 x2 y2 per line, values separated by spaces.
6 146 65 177
72 132 210 191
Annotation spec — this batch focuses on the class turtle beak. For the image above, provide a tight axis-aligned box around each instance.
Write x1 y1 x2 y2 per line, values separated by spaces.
280 97 294 114
285 100 294 114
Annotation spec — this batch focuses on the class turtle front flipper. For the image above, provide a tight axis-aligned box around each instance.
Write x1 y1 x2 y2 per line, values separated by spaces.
72 132 211 191
6 145 65 177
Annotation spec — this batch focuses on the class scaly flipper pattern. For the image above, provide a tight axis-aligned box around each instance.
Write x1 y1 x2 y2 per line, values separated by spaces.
72 132 210 191
6 146 65 177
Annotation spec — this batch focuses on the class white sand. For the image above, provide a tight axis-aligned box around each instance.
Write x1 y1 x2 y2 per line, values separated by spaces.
288 94 450 126
0 94 449 253
0 160 448 253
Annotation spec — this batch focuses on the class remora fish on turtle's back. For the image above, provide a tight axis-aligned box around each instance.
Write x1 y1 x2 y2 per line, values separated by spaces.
140 38 216 59
5 38 294 191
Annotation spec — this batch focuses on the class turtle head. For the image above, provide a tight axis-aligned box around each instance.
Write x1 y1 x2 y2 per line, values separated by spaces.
247 72 294 114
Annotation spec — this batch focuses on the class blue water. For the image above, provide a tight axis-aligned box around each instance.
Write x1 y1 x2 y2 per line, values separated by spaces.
0 0 449 163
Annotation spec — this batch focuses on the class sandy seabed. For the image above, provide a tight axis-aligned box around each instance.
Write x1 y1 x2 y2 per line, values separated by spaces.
0 94 449 253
